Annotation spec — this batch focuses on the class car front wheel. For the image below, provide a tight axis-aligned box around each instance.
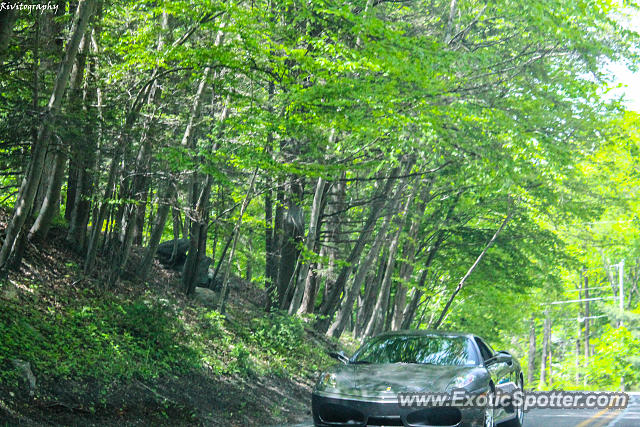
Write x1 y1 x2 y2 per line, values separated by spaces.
500 378 524 427
484 389 495 427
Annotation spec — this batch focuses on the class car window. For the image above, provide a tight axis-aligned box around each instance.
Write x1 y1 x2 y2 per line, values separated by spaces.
351 335 479 366
474 337 494 362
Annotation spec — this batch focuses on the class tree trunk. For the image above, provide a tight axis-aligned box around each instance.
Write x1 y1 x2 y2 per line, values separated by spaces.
84 133 125 274
31 31 91 241
362 191 414 337
182 92 230 295
390 215 421 331
527 315 536 387
218 168 258 313
277 176 305 309
0 0 96 272
264 177 276 309
138 66 213 281
264 77 277 311
0 7 17 58
66 54 98 251
108 13 169 286
328 213 391 338
28 145 67 241
400 287 423 330
182 175 211 295
289 177 326 314
316 166 401 330
356 248 387 339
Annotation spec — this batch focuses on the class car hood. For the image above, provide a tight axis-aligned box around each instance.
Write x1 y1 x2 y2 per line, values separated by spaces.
323 363 483 398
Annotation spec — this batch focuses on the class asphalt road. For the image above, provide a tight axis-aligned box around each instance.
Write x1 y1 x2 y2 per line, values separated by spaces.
522 393 639 427
273 393 640 427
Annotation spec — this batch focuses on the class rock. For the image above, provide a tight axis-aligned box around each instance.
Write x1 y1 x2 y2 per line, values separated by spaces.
208 275 222 291
156 239 190 269
1 281 19 300
181 257 213 287
11 359 36 396
191 257 213 288
194 287 218 307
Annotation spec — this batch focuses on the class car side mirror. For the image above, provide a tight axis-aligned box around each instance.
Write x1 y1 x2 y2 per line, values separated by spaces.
329 351 350 364
494 351 513 365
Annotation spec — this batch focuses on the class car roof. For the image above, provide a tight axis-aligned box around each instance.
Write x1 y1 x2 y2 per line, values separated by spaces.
371 329 476 340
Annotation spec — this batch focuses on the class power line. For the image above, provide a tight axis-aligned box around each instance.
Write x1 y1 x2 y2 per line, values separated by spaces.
549 296 616 305
566 286 611 292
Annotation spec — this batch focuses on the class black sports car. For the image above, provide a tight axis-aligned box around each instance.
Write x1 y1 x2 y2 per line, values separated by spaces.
312 330 524 427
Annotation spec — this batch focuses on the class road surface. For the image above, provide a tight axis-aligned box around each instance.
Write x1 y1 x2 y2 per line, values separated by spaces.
272 393 639 427
522 393 639 427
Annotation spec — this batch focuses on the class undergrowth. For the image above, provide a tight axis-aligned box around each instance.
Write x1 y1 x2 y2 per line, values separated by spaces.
0 276 331 413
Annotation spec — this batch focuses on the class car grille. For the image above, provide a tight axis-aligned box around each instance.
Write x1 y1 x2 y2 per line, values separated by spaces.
367 415 404 425
405 407 462 426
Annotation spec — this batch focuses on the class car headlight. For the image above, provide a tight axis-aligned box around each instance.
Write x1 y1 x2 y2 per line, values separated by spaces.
316 372 338 391
447 373 476 390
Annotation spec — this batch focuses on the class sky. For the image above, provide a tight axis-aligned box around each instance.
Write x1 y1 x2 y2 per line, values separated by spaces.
606 6 640 112
607 62 640 112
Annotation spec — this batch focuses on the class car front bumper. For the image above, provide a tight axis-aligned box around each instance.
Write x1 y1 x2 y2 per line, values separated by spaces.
312 392 485 427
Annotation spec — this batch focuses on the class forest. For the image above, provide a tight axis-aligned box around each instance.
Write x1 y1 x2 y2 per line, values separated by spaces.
1 0 640 422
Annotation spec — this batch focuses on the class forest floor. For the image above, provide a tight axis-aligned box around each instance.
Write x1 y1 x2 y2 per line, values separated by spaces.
0 211 348 426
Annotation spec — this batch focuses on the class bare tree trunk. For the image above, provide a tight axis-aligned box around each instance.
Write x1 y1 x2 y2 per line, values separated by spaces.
356 248 387 339
108 13 169 286
316 166 401 331
400 288 422 330
182 93 230 294
182 175 211 294
527 315 536 387
390 215 421 330
277 176 305 309
66 32 99 250
264 77 278 310
138 192 171 281
30 31 91 241
84 133 125 274
84 46 161 274
0 0 96 272
289 177 326 314
218 169 258 313
363 191 414 337
0 7 17 58
138 66 212 280
328 214 391 338
444 0 458 44
264 176 276 309
432 210 512 329
28 144 67 241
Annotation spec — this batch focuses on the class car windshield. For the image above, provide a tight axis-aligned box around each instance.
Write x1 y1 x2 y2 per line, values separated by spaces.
351 335 478 366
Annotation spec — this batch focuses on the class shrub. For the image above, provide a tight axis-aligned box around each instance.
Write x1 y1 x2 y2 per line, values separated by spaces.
250 311 305 355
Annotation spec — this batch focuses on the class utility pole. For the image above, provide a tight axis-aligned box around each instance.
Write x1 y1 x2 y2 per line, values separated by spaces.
620 259 625 389
576 271 581 384
619 259 624 327
540 309 550 389
584 274 590 358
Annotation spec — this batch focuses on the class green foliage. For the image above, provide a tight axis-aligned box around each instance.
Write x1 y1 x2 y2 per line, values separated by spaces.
588 325 640 389
0 295 199 386
1 0 640 405
250 311 306 355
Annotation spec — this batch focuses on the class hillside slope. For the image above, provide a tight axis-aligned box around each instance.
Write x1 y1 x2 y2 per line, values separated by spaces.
0 216 343 426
